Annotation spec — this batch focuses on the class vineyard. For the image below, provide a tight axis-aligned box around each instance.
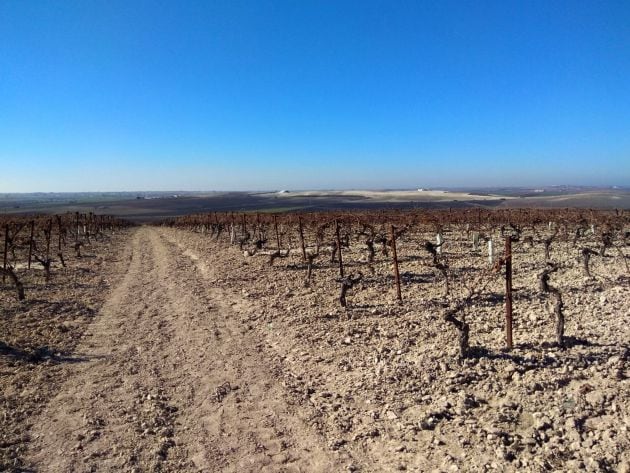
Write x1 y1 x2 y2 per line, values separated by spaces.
1 213 132 300
1 208 629 472
160 208 629 472
164 208 628 356
0 213 132 471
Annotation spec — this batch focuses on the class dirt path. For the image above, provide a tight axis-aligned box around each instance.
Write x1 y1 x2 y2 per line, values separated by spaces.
26 227 336 473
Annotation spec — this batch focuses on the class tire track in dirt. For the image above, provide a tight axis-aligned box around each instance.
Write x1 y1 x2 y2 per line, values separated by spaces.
152 229 337 472
25 227 336 472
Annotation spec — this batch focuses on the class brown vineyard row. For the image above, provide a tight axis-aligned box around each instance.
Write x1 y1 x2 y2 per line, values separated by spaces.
1 212 133 300
162 208 629 357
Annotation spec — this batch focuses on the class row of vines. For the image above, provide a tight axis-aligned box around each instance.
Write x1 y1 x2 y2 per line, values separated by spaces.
162 208 629 358
1 212 133 301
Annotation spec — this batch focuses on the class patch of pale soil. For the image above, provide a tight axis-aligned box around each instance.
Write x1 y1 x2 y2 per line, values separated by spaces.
25 227 337 472
270 189 509 201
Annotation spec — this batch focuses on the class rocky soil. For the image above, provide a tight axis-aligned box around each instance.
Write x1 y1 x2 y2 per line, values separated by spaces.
164 225 629 472
0 230 131 471
1 225 628 472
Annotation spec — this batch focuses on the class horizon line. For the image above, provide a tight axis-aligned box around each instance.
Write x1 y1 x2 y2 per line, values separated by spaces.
2 184 629 195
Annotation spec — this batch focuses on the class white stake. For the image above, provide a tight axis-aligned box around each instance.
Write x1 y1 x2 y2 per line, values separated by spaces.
488 239 494 265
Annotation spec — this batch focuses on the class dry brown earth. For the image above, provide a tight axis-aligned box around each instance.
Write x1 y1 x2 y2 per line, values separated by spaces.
1 229 131 471
1 225 628 472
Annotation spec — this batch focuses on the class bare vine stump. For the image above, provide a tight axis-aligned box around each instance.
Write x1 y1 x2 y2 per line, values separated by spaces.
366 239 375 263
444 306 470 358
543 228 559 261
335 221 344 278
390 225 402 302
338 273 362 308
28 221 34 269
35 256 52 282
539 263 565 347
580 248 598 278
600 232 613 257
423 240 449 296
0 266 25 300
303 252 319 287
298 217 307 262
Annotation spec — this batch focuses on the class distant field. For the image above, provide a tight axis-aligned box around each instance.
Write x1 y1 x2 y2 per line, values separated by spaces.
1 187 628 222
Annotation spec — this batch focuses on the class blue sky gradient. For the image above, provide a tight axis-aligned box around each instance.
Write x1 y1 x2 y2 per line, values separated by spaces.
1 0 629 191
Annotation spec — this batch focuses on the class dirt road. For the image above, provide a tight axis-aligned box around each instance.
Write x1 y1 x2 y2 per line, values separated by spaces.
26 227 337 472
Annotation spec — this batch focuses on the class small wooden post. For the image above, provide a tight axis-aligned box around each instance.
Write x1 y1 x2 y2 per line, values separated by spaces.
57 215 63 252
45 219 52 260
2 224 8 283
391 225 402 302
335 221 344 278
505 236 513 349
298 217 307 261
27 221 34 269
274 215 281 250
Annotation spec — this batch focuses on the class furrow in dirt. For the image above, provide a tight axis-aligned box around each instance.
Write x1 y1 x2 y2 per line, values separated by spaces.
25 227 335 473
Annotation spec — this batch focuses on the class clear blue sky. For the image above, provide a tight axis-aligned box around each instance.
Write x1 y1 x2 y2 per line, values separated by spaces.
1 1 629 192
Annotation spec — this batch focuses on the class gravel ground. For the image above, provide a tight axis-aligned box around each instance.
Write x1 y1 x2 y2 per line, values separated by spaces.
1 224 627 472
163 225 629 472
